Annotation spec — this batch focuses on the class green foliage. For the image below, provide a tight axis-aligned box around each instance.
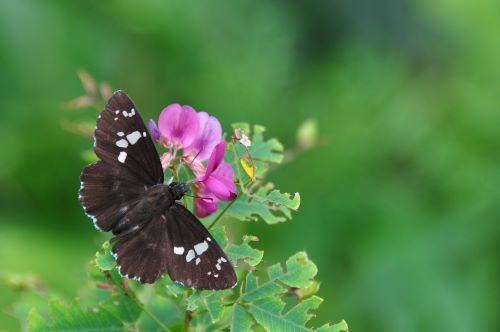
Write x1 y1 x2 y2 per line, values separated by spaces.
95 241 116 271
10 121 346 332
29 300 124 332
229 183 301 224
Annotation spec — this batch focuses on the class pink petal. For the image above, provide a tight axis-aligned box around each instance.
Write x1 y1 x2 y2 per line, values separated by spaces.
195 197 218 218
204 141 227 178
148 119 161 141
185 112 222 161
204 176 237 201
158 104 200 148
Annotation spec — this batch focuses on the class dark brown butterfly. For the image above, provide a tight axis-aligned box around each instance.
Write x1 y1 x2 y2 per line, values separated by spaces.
79 91 236 289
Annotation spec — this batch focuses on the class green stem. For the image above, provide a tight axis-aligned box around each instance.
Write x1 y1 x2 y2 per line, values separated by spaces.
104 272 171 332
183 289 194 332
207 195 240 230
230 142 248 194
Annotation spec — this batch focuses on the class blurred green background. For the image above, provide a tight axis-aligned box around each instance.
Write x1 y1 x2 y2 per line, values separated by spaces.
1 0 499 331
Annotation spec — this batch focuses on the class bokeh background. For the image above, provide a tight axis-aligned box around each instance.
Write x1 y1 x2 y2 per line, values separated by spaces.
1 1 499 331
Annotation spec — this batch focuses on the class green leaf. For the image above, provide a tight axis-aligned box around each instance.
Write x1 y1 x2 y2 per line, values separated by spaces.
29 300 124 332
229 183 300 224
231 304 254 332
210 226 228 248
269 252 318 289
243 252 316 302
249 296 322 332
137 294 182 331
248 125 284 164
187 290 232 323
243 273 286 303
95 241 116 271
99 293 142 324
227 235 264 267
317 320 349 332
230 123 284 181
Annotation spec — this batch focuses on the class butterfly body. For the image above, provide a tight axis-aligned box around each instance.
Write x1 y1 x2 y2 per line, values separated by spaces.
79 91 236 289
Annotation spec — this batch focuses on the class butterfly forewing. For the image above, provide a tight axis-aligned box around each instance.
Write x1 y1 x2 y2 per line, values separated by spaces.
79 91 163 232
94 91 163 185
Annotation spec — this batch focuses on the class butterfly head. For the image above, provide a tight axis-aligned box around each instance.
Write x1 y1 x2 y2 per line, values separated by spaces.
168 182 189 200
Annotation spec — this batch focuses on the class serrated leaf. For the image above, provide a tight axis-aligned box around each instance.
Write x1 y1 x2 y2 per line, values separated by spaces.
243 273 286 303
138 295 181 332
230 124 284 183
249 125 283 164
227 235 264 267
229 183 300 224
95 241 116 271
232 123 251 134
29 300 123 332
99 293 141 324
187 290 232 324
202 291 232 323
249 296 322 332
269 252 317 289
243 252 317 302
231 304 254 332
164 279 187 297
316 320 349 332
210 226 228 249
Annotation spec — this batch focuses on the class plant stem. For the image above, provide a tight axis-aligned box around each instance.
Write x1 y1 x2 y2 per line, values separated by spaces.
184 289 194 332
207 195 240 230
230 142 248 194
104 271 171 332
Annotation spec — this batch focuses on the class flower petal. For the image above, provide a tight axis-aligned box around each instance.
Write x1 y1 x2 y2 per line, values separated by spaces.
204 175 237 201
204 141 227 178
158 104 199 148
195 197 218 218
148 119 161 141
185 112 222 161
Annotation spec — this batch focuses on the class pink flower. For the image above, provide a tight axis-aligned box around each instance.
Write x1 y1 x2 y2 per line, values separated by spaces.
194 141 237 217
149 105 236 218
158 104 200 148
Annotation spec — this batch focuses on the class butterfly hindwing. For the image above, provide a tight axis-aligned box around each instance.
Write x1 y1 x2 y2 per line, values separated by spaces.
111 203 237 289
79 161 145 232
165 204 237 289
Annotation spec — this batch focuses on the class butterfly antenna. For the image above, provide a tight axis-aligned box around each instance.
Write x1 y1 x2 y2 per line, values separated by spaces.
188 148 203 167
184 193 213 201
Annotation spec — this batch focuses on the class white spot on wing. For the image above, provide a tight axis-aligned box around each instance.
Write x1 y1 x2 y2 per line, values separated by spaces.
220 257 227 263
195 258 201 265
206 237 211 242
194 241 208 255
142 131 147 137
114 117 118 121
207 272 211 275
126 131 141 145
115 110 120 114
118 151 127 163
116 139 128 148
186 249 195 262
117 132 124 136
216 263 221 270
174 247 185 255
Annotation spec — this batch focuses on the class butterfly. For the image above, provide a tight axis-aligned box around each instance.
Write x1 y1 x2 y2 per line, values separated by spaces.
79 91 237 289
